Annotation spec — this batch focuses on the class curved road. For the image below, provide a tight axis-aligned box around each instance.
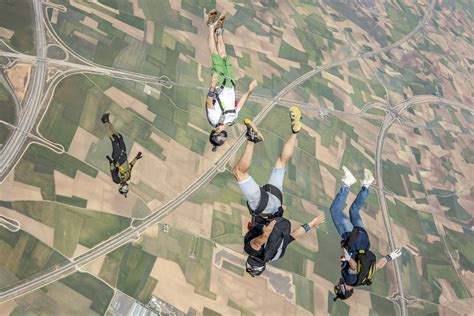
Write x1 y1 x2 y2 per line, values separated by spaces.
0 0 47 178
0 1 438 314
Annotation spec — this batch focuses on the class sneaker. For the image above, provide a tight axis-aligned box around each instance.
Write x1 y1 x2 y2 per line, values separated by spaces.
362 168 374 187
342 166 356 187
101 113 110 123
244 119 264 143
289 106 302 133
206 9 217 25
214 15 225 34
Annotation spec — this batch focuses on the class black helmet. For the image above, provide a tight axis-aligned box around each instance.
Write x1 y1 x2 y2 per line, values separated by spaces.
209 129 228 151
333 278 353 301
245 256 266 277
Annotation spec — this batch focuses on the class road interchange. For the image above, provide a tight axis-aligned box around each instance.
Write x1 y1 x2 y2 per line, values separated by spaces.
0 2 462 316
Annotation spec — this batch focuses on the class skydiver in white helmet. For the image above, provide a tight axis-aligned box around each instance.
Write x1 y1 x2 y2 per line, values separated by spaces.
101 113 143 197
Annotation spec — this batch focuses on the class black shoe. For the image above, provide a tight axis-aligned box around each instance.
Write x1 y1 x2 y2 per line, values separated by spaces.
101 113 110 123
244 119 264 143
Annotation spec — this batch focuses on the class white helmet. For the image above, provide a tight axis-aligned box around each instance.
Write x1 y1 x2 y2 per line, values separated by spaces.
118 183 129 197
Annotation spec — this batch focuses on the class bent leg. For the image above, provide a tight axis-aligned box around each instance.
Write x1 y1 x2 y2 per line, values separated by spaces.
266 168 285 192
232 141 255 183
330 186 353 237
349 186 369 228
274 133 297 169
237 176 261 211
111 134 128 164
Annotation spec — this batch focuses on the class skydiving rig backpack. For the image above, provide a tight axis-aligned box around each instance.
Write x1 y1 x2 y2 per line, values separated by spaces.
206 76 237 127
246 217 292 264
342 226 377 286
247 184 285 227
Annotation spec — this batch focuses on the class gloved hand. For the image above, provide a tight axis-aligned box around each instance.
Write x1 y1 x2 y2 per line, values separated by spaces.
106 155 113 164
386 248 402 261
136 152 143 160
342 248 352 262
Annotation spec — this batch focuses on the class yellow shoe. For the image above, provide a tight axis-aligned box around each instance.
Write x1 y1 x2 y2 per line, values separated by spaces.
244 119 264 143
289 106 302 133
207 9 217 25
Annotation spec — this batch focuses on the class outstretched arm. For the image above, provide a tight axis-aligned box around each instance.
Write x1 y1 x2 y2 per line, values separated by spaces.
207 73 218 109
250 220 276 251
376 257 389 270
291 214 325 240
376 248 403 270
129 152 143 169
236 79 257 110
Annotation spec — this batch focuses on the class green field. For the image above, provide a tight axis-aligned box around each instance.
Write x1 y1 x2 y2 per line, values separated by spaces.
0 82 16 145
445 227 474 272
116 244 157 302
0 228 66 287
139 225 216 300
222 260 245 276
14 144 97 201
60 272 114 314
293 273 314 312
228 299 255 316
211 208 243 245
0 0 34 53
98 254 120 286
370 293 396 316
11 200 131 255
39 75 92 150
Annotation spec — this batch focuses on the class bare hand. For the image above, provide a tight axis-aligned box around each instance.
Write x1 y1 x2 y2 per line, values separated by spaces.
263 220 276 236
343 248 352 261
211 73 218 86
248 79 257 91
309 214 325 228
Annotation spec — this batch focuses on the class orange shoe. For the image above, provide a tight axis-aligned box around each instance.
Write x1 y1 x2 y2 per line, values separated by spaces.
207 9 217 25
214 15 225 34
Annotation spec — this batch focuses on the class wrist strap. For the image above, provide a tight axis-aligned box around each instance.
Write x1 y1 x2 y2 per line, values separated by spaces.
207 90 215 97
385 255 392 262
302 223 311 233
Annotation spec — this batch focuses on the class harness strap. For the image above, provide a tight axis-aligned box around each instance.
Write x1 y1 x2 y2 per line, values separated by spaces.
210 76 237 127
248 184 284 221
221 76 236 88
263 184 283 204
248 187 269 216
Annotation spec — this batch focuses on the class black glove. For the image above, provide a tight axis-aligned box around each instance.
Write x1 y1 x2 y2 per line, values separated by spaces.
106 155 113 164
136 152 143 160
101 113 110 123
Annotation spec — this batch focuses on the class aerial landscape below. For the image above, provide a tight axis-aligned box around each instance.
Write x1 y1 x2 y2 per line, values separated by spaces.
0 0 472 315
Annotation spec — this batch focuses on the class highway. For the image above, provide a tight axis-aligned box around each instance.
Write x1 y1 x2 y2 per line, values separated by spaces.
373 93 469 316
0 1 439 314
0 0 47 179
